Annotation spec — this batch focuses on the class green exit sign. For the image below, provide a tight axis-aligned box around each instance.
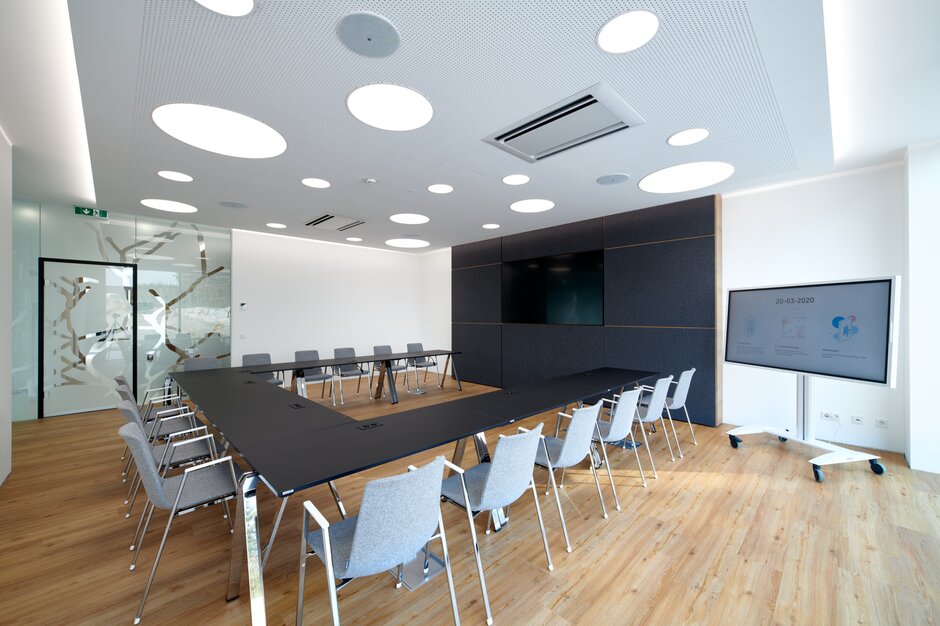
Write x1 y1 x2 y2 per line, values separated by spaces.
74 206 108 219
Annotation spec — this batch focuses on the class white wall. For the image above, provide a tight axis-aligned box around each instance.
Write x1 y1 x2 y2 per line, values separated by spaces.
905 141 940 472
231 230 451 366
721 164 907 452
1 125 12 484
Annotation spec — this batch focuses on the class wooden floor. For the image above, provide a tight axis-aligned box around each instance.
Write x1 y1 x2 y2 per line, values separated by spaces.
1 380 938 625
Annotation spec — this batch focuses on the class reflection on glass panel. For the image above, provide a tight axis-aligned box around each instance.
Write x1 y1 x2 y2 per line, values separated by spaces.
12 201 40 420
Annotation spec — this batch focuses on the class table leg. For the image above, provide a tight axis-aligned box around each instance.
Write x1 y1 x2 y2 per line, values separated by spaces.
227 472 267 624
327 480 348 519
448 438 468 477
440 355 451 388
449 355 462 391
261 495 289 570
373 362 387 400
383 360 399 404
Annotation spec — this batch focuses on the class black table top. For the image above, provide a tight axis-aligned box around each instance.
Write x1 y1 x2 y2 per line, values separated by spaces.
236 348 459 375
172 366 655 496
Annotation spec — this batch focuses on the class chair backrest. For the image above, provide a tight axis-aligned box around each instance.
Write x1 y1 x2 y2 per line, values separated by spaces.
243 353 277 381
184 357 217 371
478 423 543 510
345 456 445 578
116 398 145 430
669 368 696 410
295 350 323 377
334 347 361 375
116 383 134 403
555 402 603 468
118 422 172 509
114 374 130 389
374 345 392 357
606 389 642 441
643 375 674 421
406 342 427 366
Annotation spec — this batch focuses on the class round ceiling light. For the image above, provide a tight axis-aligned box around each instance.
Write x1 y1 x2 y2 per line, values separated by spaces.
502 174 529 186
302 177 331 189
347 84 433 131
482 223 500 229
386 238 430 249
597 10 660 53
346 237 363 242
157 170 193 182
510 198 554 213
668 128 710 146
390 213 429 225
140 198 198 213
427 184 453 194
639 161 735 194
193 0 254 17
152 103 286 159
266 222 287 229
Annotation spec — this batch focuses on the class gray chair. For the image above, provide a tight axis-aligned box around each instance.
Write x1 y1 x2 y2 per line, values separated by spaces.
183 356 217 371
534 402 608 553
369 345 406 395
294 350 333 400
119 421 238 625
242 353 283 386
296 456 459 626
331 347 368 405
635 375 680 462
664 368 698 446
441 424 553 625
405 342 439 391
594 389 648 506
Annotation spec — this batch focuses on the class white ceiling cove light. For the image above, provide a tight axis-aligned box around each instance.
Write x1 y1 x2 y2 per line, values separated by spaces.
152 103 286 158
502 174 529 186
193 0 254 17
347 84 433 131
157 170 193 182
510 198 554 213
386 238 430 248
639 161 734 194
427 184 453 194
346 237 363 242
140 198 198 213
266 222 287 229
302 177 331 189
482 223 500 229
667 128 710 146
390 213 430 225
597 10 660 53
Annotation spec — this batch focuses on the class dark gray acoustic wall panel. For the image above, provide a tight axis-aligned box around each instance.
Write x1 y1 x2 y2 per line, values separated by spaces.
452 265 501 323
452 237 501 268
452 324 501 388
605 196 715 247
502 325 604 388
605 237 715 327
605 327 716 425
502 217 603 262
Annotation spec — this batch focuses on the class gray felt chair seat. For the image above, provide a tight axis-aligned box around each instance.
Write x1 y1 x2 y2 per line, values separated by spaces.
150 437 215 467
306 516 358 580
159 463 238 511
534 435 566 467
440 463 491 510
145 414 196 439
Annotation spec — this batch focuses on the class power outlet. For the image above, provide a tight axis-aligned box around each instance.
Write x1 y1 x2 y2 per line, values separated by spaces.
821 411 840 422
875 418 888 429
851 415 864 425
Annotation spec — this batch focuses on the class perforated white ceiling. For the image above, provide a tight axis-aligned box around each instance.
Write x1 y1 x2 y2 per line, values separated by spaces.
68 0 833 251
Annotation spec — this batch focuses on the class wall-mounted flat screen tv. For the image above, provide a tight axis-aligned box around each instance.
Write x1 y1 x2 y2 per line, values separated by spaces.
502 250 604 325
725 278 897 385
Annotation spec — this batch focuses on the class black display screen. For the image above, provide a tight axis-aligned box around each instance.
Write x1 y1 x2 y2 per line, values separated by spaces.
502 250 604 325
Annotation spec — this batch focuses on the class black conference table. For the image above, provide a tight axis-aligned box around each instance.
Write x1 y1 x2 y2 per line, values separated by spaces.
172 365 656 624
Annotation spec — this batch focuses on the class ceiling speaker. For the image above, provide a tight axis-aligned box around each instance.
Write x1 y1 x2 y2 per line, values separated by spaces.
337 12 400 58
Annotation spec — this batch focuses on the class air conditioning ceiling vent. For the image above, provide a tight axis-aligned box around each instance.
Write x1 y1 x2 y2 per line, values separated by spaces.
305 214 365 231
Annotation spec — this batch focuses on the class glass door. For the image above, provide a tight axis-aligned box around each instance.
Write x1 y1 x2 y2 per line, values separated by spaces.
39 259 137 417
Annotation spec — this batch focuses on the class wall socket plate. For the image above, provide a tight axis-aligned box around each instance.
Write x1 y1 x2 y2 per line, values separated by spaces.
851 415 864 425
821 411 840 422
875 418 888 429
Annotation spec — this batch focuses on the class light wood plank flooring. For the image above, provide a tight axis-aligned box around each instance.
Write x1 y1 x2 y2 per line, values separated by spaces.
1 380 937 625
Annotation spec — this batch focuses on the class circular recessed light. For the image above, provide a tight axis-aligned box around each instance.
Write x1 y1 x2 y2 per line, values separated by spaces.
502 174 529 186
152 103 286 159
639 161 734 194
386 238 430 248
302 177 331 189
390 213 429 225
140 198 198 213
347 84 433 131
193 0 254 17
346 237 363 242
668 128 710 146
482 223 500 229
510 198 554 213
597 10 660 53
157 170 193 182
427 184 453 194
266 222 287 229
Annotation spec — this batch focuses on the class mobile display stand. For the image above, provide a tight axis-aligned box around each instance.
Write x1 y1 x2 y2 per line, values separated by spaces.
726 373 885 482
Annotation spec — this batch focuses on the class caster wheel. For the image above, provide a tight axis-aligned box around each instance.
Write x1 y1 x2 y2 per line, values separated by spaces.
813 464 824 483
869 460 885 475
729 434 742 449
778 436 788 442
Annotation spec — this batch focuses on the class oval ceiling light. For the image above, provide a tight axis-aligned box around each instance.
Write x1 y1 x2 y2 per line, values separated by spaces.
390 213 429 225
346 237 363 242
193 0 254 17
510 198 554 213
502 174 529 186
597 10 660 53
427 183 453 194
140 198 198 213
157 170 193 182
266 222 287 229
347 84 433 131
482 223 500 229
302 177 331 189
639 161 735 194
668 128 710 146
152 103 286 159
386 238 430 248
